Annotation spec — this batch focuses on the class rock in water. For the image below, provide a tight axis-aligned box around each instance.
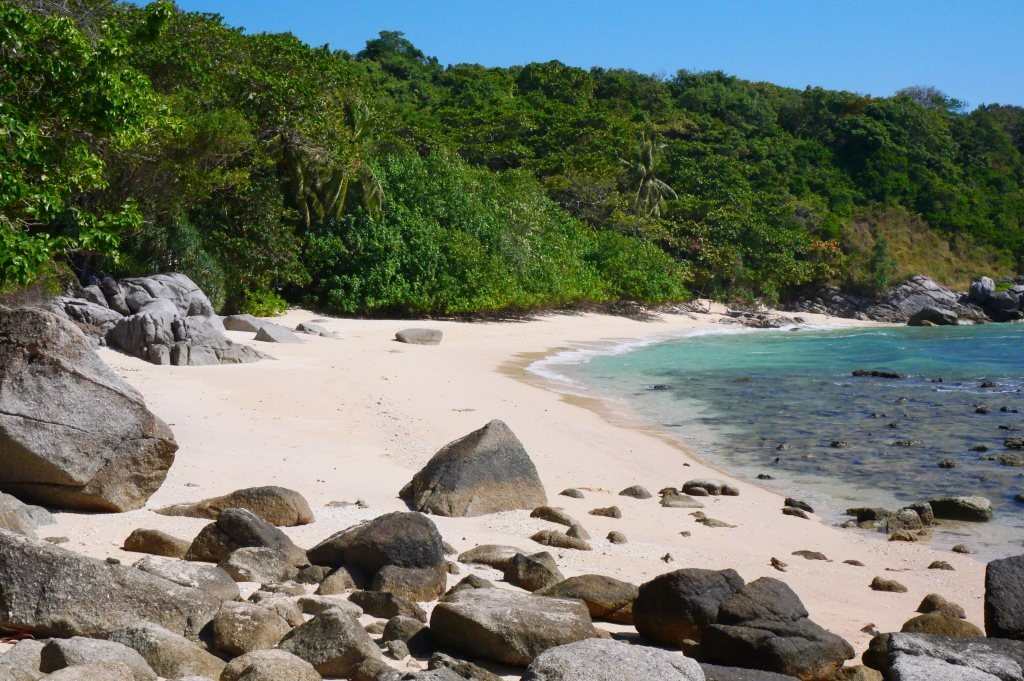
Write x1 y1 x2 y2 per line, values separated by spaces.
928 496 993 522
0 530 219 638
156 486 314 526
395 328 443 345
429 588 595 667
969 277 995 304
0 306 177 511
521 639 703 681
399 420 547 516
985 554 1024 639
907 306 958 326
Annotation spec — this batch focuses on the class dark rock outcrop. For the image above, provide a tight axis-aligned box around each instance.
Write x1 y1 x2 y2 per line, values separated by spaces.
986 554 1024 640
634 568 745 646
399 420 547 517
907 306 958 326
0 306 177 511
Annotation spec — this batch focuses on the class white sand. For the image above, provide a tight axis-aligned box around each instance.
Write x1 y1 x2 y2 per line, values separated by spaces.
45 307 984 660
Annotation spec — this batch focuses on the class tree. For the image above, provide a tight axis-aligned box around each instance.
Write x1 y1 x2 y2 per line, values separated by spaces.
895 86 966 114
621 131 678 218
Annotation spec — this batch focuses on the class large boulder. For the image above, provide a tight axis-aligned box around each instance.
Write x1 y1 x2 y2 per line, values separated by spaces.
42 665 136 681
634 569 745 646
928 496 993 522
308 511 443 571
700 665 798 680
863 633 1024 680
278 607 381 677
122 528 190 558
156 486 314 526
969 277 995 305
39 638 155 681
865 275 986 323
701 578 854 680
254 324 302 343
456 544 524 571
52 297 124 336
0 530 219 639
986 554 1024 640
503 551 564 592
211 602 291 656
118 274 214 317
521 639 703 681
106 623 225 680
133 555 240 601
220 649 321 681
0 492 52 538
218 546 298 583
185 508 307 566
907 306 958 326
430 588 594 667
537 574 638 625
395 328 443 345
223 314 267 333
0 307 177 511
399 420 547 516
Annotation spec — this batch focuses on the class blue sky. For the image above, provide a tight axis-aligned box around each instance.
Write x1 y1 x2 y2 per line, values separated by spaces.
165 0 1023 107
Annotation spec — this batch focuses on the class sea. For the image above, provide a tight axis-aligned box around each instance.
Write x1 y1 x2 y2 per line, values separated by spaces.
531 322 1024 560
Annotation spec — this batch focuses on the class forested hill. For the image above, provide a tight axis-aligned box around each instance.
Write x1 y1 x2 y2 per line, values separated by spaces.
3 1 1023 316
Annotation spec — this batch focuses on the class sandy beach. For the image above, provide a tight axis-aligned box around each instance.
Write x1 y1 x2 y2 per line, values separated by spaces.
43 306 985 670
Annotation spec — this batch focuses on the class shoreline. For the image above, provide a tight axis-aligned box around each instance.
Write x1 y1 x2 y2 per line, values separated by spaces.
38 307 986 666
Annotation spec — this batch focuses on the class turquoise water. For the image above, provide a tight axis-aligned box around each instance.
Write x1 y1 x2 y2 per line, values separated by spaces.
547 324 1024 559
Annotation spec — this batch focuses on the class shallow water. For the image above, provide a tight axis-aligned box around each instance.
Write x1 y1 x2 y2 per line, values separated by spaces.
545 323 1024 560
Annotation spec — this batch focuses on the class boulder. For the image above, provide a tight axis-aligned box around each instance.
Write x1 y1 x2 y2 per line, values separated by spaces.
531 529 592 551
156 486 313 526
521 639 703 680
589 506 622 518
371 563 448 602
0 639 44 681
133 555 240 601
106 623 225 680
278 607 381 677
661 494 705 509
456 544 522 571
0 531 218 638
986 554 1024 639
220 649 321 681
307 511 444 587
0 492 52 538
683 480 739 496
928 496 993 522
917 593 967 619
426 652 502 681
42 664 136 681
383 616 433 657
52 297 124 336
119 274 214 317
531 506 579 527
0 307 177 511
634 568 745 646
619 485 653 499
865 275 987 323
984 290 1023 323
295 322 334 337
900 613 984 638
429 588 595 667
39 638 155 681
211 602 291 656
395 328 443 345
316 566 358 595
443 574 496 599
223 314 266 332
218 546 298 583
349 590 427 622
870 577 908 593
503 551 564 592
536 574 638 625
863 633 1024 680
700 664 799 681
254 324 301 343
296 594 363 618
185 508 307 566
969 277 995 304
400 420 546 516
908 306 958 326
122 528 190 558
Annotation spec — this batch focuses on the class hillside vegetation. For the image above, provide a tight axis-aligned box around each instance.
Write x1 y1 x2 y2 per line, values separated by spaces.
3 1 1022 315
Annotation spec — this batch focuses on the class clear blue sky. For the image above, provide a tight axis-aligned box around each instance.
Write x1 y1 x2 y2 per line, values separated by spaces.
165 0 1023 107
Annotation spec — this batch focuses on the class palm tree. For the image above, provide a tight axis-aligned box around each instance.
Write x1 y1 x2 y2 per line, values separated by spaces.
621 131 677 218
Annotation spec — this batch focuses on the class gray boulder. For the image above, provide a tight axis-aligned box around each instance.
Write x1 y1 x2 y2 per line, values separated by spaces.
105 623 225 680
0 307 177 512
395 328 443 345
400 420 547 516
0 492 53 538
349 590 427 622
211 602 290 656
634 568 745 646
218 546 298 583
984 290 1023 323
223 314 266 332
133 555 240 601
157 486 313 526
254 324 301 343
0 639 45 681
522 639 703 681
865 275 987 323
42 665 136 681
928 496 993 522
908 306 958 326
295 322 335 337
185 508 307 566
0 530 219 638
864 633 1024 681
700 664 798 680
503 551 564 592
456 544 523 571
429 587 595 666
986 554 1024 639
119 274 214 317
278 607 381 677
39 638 155 681
220 650 321 681
52 297 124 336
371 563 449 602
969 277 996 304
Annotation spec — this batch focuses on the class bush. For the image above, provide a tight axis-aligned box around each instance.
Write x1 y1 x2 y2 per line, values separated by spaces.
239 289 288 316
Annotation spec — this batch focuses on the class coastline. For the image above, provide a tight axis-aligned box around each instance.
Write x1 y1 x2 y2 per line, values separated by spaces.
39 307 985 665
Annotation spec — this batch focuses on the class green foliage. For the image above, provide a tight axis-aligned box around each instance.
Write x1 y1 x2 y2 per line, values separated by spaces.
5 2 1022 314
239 288 287 317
